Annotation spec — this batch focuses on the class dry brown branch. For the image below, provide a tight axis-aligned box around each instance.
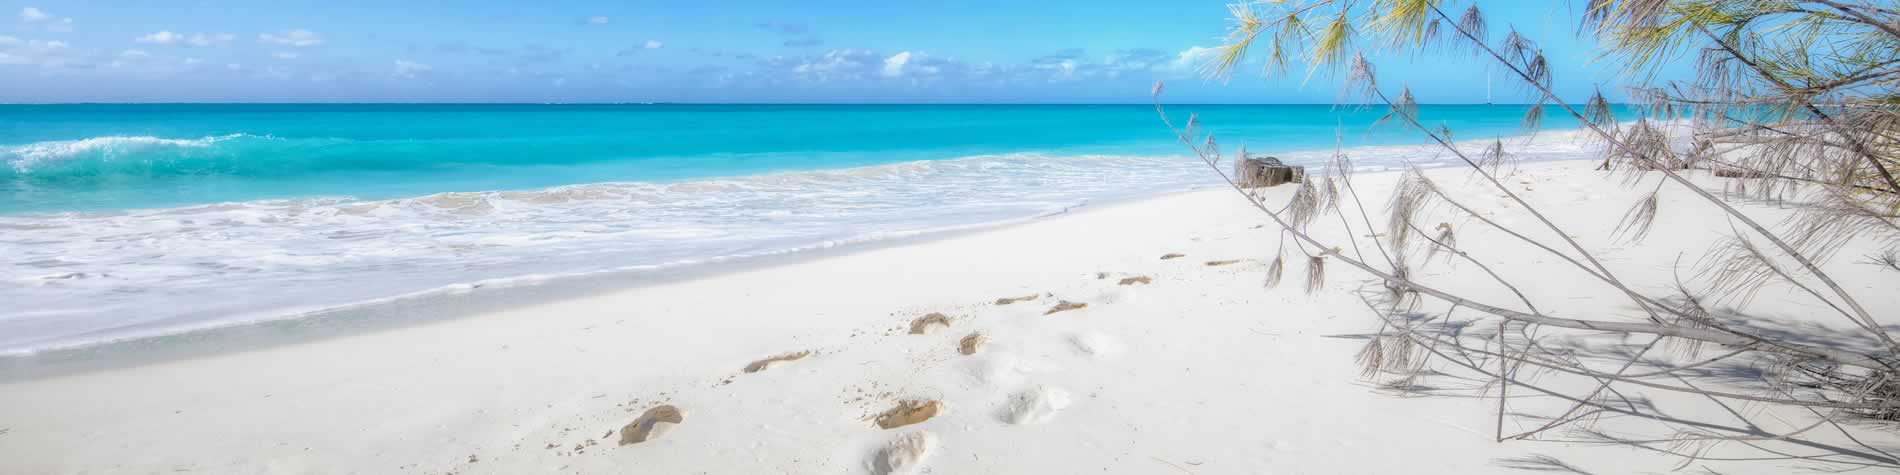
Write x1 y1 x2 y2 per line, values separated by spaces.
1159 0 1900 468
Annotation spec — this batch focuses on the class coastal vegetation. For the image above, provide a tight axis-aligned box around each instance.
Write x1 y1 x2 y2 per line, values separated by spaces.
1160 0 1900 469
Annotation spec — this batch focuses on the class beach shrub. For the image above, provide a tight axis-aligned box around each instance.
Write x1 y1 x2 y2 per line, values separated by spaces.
1160 0 1898 469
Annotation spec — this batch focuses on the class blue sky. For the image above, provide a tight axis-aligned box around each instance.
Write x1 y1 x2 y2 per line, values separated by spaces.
1 1 1676 103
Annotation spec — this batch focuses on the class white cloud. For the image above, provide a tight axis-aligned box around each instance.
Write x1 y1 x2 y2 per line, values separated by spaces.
1010 48 1197 83
259 29 322 47
1030 57 1079 81
19 7 73 33
614 41 663 56
771 49 954 83
0 36 38 66
880 51 911 78
271 51 298 59
183 57 203 65
0 35 80 68
135 31 183 45
758 46 1190 87
586 16 610 25
1098 49 1170 77
783 49 878 80
137 31 233 47
1167 46 1221 73
392 59 431 78
0 36 65 49
107 49 153 68
186 33 235 47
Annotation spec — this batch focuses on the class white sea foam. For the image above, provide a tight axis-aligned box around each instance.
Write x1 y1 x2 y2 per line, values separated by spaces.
0 129 1611 353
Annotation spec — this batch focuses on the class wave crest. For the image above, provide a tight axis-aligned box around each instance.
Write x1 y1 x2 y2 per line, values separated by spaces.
3 134 252 173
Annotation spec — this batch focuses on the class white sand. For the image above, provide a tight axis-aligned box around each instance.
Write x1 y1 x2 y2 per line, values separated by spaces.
2 160 1895 473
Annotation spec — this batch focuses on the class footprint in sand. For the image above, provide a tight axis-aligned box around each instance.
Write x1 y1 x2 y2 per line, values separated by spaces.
1000 385 1072 425
743 350 811 373
963 352 1059 387
874 400 943 430
909 313 952 334
1068 332 1123 359
993 294 1040 305
618 405 684 445
1043 300 1087 315
958 332 987 355
871 430 937 475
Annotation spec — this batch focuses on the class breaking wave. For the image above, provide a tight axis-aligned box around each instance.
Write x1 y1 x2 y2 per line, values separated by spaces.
3 134 256 173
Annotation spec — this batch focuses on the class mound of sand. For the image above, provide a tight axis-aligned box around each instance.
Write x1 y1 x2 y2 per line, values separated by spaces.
1117 276 1152 285
872 430 937 475
1001 385 1072 425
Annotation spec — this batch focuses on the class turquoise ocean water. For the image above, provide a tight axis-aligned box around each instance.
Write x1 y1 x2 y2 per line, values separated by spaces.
0 104 1619 352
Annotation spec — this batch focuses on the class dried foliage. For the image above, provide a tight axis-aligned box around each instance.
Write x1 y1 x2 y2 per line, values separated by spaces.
1386 169 1433 251
1612 190 1661 243
1306 255 1328 294
1162 0 1900 469
1424 222 1458 264
1289 177 1326 228
1266 252 1287 288
1475 139 1514 175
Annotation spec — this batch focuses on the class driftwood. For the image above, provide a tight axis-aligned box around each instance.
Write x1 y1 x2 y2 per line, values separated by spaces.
1235 154 1304 188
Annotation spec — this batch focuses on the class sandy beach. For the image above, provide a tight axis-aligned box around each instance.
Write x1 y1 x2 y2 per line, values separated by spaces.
6 0 1896 472
2 159 1896 474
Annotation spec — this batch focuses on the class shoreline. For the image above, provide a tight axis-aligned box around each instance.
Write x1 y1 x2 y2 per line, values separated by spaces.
0 186 1178 380
3 158 1892 473
0 124 1615 359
